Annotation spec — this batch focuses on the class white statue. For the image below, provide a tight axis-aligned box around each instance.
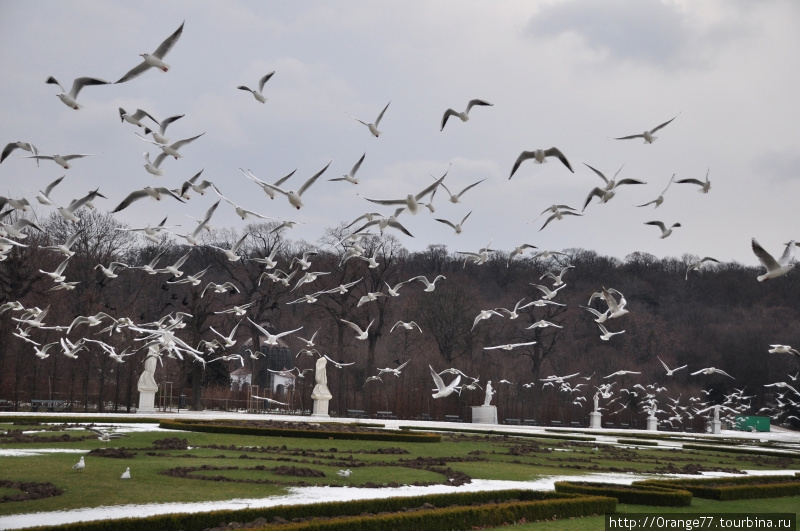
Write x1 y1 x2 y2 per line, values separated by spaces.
483 380 495 406
311 355 332 400
137 350 159 392
593 392 599 412
713 404 720 422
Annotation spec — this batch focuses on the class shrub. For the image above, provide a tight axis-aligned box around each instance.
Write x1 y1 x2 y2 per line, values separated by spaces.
554 480 691 506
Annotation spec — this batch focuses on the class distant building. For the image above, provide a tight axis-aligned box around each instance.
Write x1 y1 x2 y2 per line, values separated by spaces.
241 321 296 397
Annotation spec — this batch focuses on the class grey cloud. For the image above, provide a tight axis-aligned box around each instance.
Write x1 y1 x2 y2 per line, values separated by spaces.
526 0 691 65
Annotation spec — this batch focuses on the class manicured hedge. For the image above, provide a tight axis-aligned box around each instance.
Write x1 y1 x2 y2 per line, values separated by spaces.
554 480 691 506
681 443 800 458
160 419 441 443
635 475 800 501
0 416 157 424
616 439 659 446
26 489 615 531
400 425 595 442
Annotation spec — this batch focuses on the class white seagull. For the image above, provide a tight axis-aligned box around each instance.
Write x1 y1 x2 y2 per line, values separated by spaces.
410 274 446 292
32 175 65 205
2 141 39 165
636 174 675 208
239 167 296 200
26 153 91 170
440 99 493 131
115 21 185 83
237 71 275 103
46 76 109 109
72 456 86 472
472 309 503 331
438 179 486 204
112 187 185 213
136 132 204 160
435 211 472 235
259 161 331 210
509 147 574 179
362 173 445 215
675 168 711 194
751 238 795 281
340 318 374 340
658 356 687 376
597 323 625 341
430 365 462 398
644 221 681 239
390 321 422 333
329 153 365 185
685 257 720 280
346 101 391 137
484 341 537 351
691 367 735 379
615 114 679 144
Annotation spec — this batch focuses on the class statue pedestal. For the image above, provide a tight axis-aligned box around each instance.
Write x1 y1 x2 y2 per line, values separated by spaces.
311 398 330 418
647 416 658 431
589 411 602 429
711 420 722 434
137 390 157 414
471 405 497 424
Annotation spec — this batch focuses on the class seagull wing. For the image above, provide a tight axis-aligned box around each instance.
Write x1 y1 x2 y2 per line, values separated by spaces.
258 71 275 92
509 151 536 179
543 147 573 172
650 114 679 133
298 161 331 196
751 238 780 270
440 108 459 131
69 77 110 99
112 190 150 213
374 101 391 127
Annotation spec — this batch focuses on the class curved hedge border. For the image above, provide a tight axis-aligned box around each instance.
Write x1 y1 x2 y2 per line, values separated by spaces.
554 480 691 506
682 443 800 458
26 489 615 531
634 475 800 501
160 419 441 443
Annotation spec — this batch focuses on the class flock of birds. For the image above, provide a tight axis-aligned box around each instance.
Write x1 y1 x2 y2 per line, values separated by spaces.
3 19 800 432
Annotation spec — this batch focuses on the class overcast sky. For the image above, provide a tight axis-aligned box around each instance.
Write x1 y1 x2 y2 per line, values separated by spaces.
1 0 798 266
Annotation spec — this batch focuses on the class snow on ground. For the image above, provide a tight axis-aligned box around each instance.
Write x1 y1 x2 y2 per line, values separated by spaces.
0 411 798 530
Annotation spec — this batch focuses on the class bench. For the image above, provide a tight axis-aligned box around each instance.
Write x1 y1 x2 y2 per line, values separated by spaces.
444 415 463 423
550 420 563 427
31 399 67 412
376 411 397 420
346 409 367 419
523 419 538 426
419 413 431 421
504 418 520 425
620 423 630 429
0 399 12 411
570 421 581 428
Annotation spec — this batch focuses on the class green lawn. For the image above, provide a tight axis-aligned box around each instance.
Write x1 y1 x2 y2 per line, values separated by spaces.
1 420 799 518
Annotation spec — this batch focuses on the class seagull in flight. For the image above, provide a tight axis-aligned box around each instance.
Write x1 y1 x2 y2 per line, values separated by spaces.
329 153 365 185
2 141 39 165
509 147 574 179
257 161 331 209
435 211 472 235
362 173 445 215
438 179 486 204
237 71 275 103
116 21 185 83
390 320 422 333
637 174 675 208
685 256 720 280
644 221 681 239
440 99 493 131
25 153 91 170
340 318 373 340
675 168 711 194
46 76 109 109
751 238 795 281
430 365 461 398
597 323 625 341
346 101 391 137
615 114 679 144
484 341 537 351
658 356 687 376
691 367 735 379
136 132 205 160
